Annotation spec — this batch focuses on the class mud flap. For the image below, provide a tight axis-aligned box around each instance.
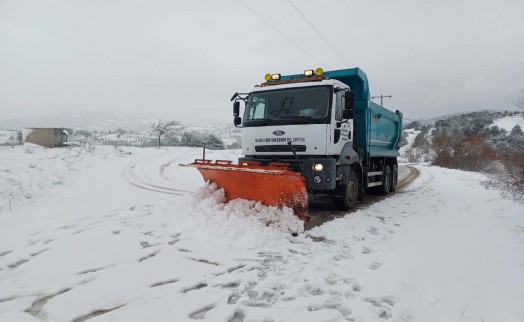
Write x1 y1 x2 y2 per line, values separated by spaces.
180 160 310 221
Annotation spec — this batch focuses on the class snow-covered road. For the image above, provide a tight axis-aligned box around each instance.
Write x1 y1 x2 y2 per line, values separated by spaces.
1 145 523 322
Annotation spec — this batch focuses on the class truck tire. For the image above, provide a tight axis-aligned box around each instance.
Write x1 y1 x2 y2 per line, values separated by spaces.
379 165 392 195
390 164 398 192
334 169 359 210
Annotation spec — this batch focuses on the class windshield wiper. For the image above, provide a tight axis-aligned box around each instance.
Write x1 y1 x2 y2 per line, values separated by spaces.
246 119 270 126
275 116 313 123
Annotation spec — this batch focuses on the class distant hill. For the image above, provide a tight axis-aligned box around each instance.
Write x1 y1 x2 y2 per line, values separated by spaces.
403 109 519 126
404 110 523 130
0 111 160 132
400 110 524 163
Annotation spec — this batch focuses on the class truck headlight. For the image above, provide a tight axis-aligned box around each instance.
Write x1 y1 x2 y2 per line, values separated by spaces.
312 163 323 172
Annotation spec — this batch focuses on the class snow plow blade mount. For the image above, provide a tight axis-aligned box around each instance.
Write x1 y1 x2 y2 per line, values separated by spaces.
181 159 309 221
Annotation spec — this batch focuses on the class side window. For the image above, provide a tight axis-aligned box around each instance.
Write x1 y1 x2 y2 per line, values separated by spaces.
248 97 266 120
335 90 344 121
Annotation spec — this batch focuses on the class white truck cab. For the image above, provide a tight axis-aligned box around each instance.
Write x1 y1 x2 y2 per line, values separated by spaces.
241 79 353 158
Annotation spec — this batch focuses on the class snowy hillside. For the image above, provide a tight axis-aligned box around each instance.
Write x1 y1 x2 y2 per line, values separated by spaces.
492 114 524 131
1 145 522 322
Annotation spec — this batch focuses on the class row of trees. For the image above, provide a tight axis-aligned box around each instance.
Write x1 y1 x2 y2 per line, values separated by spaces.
149 120 225 149
71 120 228 150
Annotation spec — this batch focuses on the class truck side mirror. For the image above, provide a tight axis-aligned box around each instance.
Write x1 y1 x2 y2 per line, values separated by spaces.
233 101 242 127
234 116 242 126
345 91 355 110
233 101 240 117
343 109 353 119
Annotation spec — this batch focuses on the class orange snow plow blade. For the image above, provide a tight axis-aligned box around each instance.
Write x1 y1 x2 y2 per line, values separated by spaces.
181 159 309 221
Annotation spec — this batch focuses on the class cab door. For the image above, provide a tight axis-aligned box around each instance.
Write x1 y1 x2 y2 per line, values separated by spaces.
328 86 353 155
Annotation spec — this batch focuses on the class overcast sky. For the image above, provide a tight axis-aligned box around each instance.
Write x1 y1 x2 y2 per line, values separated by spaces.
1 0 523 123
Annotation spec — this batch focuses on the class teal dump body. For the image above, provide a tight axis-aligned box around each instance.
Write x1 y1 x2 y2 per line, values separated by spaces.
353 101 402 162
282 68 403 163
328 68 402 163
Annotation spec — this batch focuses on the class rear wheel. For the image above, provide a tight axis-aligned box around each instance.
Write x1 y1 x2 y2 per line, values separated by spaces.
335 169 359 210
379 165 391 195
390 164 398 192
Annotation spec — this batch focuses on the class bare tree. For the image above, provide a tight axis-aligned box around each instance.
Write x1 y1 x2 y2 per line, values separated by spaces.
150 120 180 148
17 130 23 145
515 90 524 110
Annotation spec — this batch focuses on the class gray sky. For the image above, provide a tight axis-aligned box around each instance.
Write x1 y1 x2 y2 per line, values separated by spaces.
1 0 523 123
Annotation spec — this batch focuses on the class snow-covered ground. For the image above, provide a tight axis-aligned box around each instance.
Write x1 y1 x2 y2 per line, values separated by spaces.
1 145 523 322
0 130 18 145
491 114 524 131
398 129 420 163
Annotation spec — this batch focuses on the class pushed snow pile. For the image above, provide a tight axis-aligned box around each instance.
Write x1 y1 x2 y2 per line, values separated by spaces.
190 181 305 234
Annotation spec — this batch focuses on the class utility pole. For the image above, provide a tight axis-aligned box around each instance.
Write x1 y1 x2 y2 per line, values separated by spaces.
371 94 392 107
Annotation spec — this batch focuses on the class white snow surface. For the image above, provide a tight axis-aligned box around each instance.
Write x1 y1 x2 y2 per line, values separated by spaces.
0 130 18 145
1 145 523 322
398 129 420 163
491 115 524 131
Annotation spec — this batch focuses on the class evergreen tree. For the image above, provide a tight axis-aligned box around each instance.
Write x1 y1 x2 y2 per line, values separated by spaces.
181 132 205 147
205 134 224 150
508 125 524 152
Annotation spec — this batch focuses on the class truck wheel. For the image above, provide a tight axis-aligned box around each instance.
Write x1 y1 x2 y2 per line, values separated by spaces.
390 164 398 192
335 169 359 210
379 165 391 195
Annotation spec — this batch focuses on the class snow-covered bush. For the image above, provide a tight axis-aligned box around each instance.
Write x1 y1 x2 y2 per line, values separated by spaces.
432 134 497 172
180 132 225 150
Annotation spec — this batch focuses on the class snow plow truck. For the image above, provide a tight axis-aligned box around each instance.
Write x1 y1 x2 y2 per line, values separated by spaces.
182 68 402 221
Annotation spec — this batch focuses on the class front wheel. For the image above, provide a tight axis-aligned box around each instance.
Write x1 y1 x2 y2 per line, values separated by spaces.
334 169 359 210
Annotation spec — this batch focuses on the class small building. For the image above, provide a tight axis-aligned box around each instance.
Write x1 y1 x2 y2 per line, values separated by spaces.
21 128 73 148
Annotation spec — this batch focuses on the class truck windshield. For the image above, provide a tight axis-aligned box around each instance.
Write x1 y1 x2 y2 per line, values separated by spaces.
243 86 332 127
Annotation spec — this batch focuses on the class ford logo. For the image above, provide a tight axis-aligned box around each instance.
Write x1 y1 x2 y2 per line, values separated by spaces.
273 130 285 136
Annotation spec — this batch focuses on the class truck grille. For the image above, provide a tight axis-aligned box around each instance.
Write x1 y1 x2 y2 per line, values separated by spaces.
255 145 306 153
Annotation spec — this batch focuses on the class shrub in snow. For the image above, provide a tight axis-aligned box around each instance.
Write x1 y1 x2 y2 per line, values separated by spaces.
487 149 524 199
404 147 431 163
180 132 225 150
431 132 523 198
114 146 132 157
432 134 497 172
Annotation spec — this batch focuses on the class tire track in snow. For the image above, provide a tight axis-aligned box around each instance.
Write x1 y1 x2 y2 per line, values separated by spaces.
124 154 192 195
125 152 420 233
305 165 420 230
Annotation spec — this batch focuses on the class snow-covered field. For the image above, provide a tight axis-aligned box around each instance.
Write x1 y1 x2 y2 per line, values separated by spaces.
1 145 523 322
492 115 524 131
0 130 18 146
